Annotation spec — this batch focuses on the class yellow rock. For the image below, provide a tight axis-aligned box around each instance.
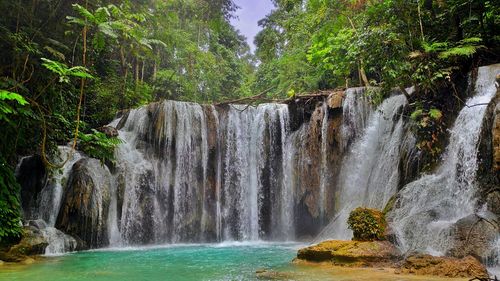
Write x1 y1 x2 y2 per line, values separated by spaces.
296 240 401 267
396 254 488 278
21 257 35 265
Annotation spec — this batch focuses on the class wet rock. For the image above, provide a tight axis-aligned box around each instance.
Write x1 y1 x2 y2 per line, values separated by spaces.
396 254 488 278
447 214 499 259
0 225 48 262
56 158 111 249
296 240 401 267
493 102 500 174
486 191 500 217
477 84 500 217
26 220 78 254
97 126 119 138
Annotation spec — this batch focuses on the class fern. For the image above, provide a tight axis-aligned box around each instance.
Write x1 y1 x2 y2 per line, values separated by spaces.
439 45 481 59
41 58 94 83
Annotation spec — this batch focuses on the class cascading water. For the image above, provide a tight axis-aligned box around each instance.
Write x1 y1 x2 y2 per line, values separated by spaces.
35 147 83 226
16 147 82 254
389 64 500 256
340 87 372 148
104 101 298 245
315 91 407 241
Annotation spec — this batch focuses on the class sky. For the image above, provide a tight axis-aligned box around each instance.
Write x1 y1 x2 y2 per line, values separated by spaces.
230 0 274 53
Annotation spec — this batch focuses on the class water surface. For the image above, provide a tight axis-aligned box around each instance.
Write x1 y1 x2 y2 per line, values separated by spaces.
0 243 469 281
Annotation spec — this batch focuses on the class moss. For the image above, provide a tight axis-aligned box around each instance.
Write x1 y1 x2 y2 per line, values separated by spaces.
347 207 387 241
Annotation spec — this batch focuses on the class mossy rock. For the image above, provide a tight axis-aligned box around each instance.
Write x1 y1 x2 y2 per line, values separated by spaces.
296 240 401 267
396 254 488 278
347 207 386 241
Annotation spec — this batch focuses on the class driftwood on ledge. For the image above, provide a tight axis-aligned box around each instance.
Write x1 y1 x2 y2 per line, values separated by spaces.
214 88 345 106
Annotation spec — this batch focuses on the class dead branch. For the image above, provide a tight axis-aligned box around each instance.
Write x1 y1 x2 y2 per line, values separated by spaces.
214 86 274 106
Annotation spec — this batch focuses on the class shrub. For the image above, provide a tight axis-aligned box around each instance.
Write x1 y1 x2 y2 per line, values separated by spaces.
0 158 22 245
78 129 121 164
347 207 387 241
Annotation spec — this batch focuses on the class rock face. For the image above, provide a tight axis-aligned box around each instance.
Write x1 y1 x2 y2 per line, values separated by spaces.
56 158 111 249
478 84 500 216
447 214 499 260
396 254 488 278
15 155 46 220
296 240 401 267
493 102 500 174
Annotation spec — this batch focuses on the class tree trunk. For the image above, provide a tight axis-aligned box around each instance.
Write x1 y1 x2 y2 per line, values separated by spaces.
141 61 145 82
120 46 128 108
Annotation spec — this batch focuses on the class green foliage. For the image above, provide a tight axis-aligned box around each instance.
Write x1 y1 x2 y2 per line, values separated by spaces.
347 207 387 241
0 89 29 126
410 106 445 156
254 0 499 98
41 58 94 83
0 158 22 244
78 129 122 164
347 207 387 242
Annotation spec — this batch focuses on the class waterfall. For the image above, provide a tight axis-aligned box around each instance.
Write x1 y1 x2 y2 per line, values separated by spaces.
319 103 329 223
36 147 83 226
24 66 498 258
389 64 500 255
315 91 407 241
341 87 372 147
103 101 297 245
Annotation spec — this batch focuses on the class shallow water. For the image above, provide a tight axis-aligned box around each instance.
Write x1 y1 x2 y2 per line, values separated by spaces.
0 243 469 281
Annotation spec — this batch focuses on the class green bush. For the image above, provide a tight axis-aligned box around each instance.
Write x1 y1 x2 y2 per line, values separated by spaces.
347 207 387 241
78 129 121 164
0 158 22 245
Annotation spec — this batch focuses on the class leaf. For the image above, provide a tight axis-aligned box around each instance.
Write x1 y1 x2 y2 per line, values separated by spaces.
98 23 119 39
0 90 28 105
66 16 86 26
44 46 66 61
438 45 482 59
72 4 96 23
68 66 95 79
410 109 423 120
429 108 443 120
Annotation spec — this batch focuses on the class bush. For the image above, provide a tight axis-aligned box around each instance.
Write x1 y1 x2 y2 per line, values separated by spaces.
0 158 22 245
347 207 387 241
78 129 121 164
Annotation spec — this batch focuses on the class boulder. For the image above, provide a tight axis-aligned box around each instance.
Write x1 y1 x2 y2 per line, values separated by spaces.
56 158 111 249
296 240 401 267
396 254 488 278
347 208 387 241
0 225 48 262
447 214 499 259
